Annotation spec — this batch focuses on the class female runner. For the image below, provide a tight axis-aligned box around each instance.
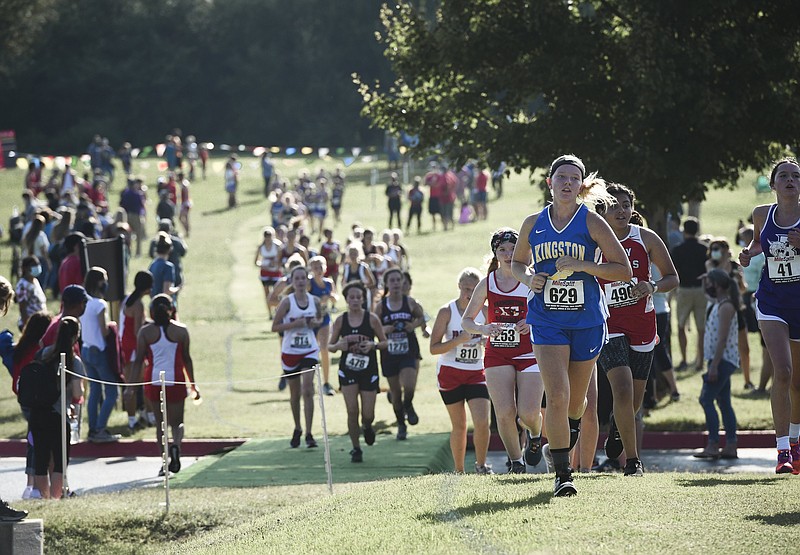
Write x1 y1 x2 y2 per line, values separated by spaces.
430 267 493 474
512 154 631 496
272 266 323 448
328 282 387 462
375 268 425 440
463 228 543 474
595 184 678 476
132 294 197 476
308 255 338 396
119 270 153 433
254 226 283 318
739 157 800 473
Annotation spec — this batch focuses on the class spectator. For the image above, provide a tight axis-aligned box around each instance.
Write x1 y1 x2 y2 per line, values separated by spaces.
15 256 47 329
156 189 176 225
149 233 179 300
225 155 239 208
386 173 403 228
738 225 772 395
58 232 86 294
120 178 147 257
671 217 709 371
261 151 275 196
406 177 424 234
117 142 133 176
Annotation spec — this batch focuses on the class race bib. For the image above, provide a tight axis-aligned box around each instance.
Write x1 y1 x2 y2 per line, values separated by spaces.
767 255 800 283
544 279 585 311
604 280 636 308
455 343 481 364
292 331 312 349
489 323 520 348
345 353 370 371
387 333 410 355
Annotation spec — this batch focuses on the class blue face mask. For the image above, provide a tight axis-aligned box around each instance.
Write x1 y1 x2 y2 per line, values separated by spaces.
30 265 42 277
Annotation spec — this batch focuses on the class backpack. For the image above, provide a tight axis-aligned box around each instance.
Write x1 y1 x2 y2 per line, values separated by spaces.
17 359 61 409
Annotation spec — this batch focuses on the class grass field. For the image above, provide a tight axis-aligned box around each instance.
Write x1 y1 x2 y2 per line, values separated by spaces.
0 154 791 553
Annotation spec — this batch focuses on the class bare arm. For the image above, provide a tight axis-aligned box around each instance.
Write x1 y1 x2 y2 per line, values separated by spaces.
430 305 470 356
740 205 769 266
634 227 679 298
707 302 735 381
563 212 631 282
461 278 501 338
511 213 540 289
371 313 389 350
180 327 195 385
327 315 345 352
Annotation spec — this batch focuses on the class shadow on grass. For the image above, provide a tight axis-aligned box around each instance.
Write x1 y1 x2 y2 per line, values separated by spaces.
677 477 780 487
745 511 800 526
417 491 553 523
239 335 269 342
201 198 261 215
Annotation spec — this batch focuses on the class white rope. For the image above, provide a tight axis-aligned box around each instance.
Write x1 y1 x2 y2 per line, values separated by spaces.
62 365 318 387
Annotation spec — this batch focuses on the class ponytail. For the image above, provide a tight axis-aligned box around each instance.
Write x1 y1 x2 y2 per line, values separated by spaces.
126 270 154 308
150 294 174 329
578 173 617 211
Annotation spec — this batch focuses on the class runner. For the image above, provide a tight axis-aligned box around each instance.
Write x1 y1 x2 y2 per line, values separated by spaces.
595 184 678 476
462 229 543 474
328 282 387 462
254 226 283 318
119 270 153 433
512 154 631 496
132 294 198 476
271 266 323 448
308 256 337 396
739 157 800 474
430 267 493 474
375 268 425 440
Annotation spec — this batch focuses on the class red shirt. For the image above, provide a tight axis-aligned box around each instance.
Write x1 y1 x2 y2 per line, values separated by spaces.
58 255 84 293
41 314 81 356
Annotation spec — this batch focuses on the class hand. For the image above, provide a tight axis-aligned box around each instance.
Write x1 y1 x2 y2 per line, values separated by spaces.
630 280 653 300
358 340 372 354
788 228 800 249
706 362 718 383
738 248 752 268
529 272 549 294
555 256 584 274
515 319 530 335
483 323 503 337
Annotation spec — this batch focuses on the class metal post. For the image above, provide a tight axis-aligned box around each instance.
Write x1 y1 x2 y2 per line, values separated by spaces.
315 365 333 494
370 168 378 209
60 352 68 499
160 371 170 514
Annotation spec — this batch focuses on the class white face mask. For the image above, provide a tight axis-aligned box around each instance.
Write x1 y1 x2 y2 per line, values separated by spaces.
710 250 723 261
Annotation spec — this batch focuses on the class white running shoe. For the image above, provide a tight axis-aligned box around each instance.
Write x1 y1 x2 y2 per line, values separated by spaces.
542 443 554 473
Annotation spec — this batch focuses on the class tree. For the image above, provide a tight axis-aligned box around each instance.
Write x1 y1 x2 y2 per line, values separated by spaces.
356 1 800 234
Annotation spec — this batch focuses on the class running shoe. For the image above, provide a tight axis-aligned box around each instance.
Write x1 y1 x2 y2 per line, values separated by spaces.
604 415 623 460
509 460 526 474
554 471 577 497
592 457 621 472
0 500 28 522
305 434 318 448
168 444 182 473
791 443 800 474
350 448 363 463
290 428 302 448
474 462 494 475
90 429 121 443
405 403 419 425
278 376 287 391
542 443 554 473
363 425 376 446
623 458 644 477
396 423 408 440
524 432 543 467
670 391 681 402
323 382 336 396
776 449 795 474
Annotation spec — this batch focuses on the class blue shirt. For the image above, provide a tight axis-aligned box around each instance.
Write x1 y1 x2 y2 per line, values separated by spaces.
756 204 800 309
148 258 176 297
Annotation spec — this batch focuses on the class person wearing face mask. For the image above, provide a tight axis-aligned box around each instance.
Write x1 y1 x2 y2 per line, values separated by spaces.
15 256 47 329
80 266 120 443
705 238 749 388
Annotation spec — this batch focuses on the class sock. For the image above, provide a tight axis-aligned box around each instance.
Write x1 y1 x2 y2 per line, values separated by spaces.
568 417 582 450
128 416 137 428
777 436 790 451
394 409 406 426
626 457 640 465
403 393 414 409
788 423 800 444
551 447 571 475
513 458 524 465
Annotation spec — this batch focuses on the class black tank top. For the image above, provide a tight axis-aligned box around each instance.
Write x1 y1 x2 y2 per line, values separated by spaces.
339 311 378 373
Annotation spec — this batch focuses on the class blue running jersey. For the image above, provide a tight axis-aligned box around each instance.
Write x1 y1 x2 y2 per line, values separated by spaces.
527 203 606 329
756 204 800 310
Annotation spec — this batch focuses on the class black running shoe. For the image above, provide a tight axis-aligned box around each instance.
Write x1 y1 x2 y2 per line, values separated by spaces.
350 448 363 463
405 403 419 425
605 415 623 459
525 432 543 467
279 376 287 391
168 444 181 474
306 434 318 448
623 458 644 477
0 500 28 522
363 425 376 446
554 472 577 497
568 417 581 451
509 460 527 474
290 428 302 448
396 423 408 440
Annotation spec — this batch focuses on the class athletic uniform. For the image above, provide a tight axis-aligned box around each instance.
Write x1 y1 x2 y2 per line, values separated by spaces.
527 203 606 360
755 204 800 340
118 296 139 364
259 242 282 285
337 311 380 391
485 271 538 372
379 295 419 377
596 224 656 379
437 300 490 404
342 262 373 309
309 277 333 328
280 294 320 376
320 241 341 278
144 326 187 403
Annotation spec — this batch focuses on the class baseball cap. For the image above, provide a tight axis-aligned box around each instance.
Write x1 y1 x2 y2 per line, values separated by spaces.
62 285 90 305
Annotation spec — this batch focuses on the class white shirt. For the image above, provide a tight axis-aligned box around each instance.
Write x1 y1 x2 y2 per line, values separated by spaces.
80 296 108 350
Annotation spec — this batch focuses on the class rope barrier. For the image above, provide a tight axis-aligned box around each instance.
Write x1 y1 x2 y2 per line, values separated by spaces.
61 365 318 388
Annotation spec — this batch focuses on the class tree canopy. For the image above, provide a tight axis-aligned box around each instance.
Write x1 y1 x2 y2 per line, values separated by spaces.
357 0 800 223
